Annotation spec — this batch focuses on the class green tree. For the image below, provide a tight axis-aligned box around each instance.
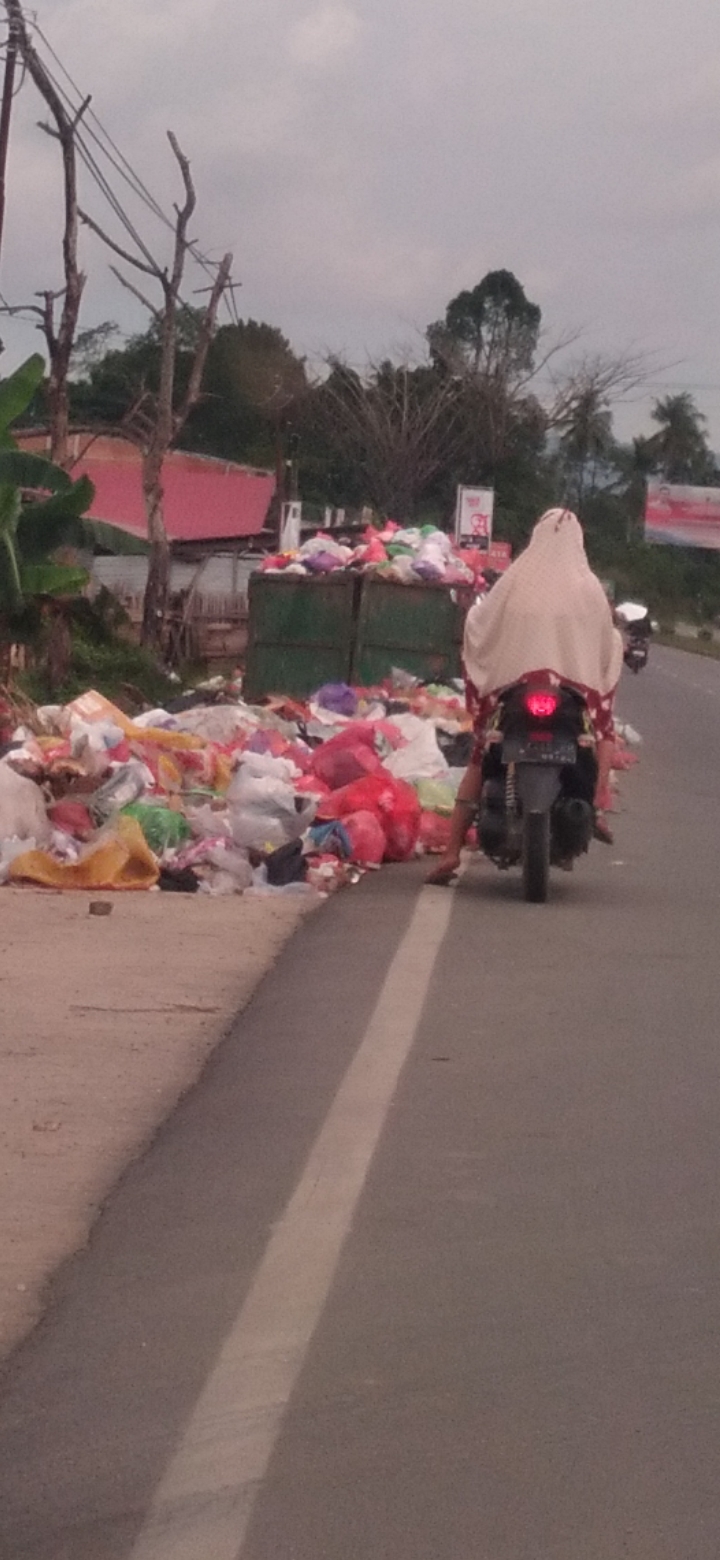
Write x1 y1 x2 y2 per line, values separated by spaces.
429 269 541 380
427 271 546 491
184 320 308 468
648 393 717 483
0 356 145 682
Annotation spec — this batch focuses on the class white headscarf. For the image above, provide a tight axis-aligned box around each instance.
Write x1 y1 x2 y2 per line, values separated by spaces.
463 508 624 699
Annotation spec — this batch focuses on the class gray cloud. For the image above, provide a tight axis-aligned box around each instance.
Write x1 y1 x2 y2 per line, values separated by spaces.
2 0 720 442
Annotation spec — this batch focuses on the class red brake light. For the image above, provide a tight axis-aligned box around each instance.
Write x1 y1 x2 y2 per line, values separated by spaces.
524 690 559 719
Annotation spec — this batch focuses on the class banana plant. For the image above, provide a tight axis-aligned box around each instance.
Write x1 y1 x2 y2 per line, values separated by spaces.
0 355 147 624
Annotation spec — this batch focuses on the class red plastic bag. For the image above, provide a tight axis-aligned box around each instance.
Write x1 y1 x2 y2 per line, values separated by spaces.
318 770 421 862
355 531 388 565
310 724 384 789
383 778 422 861
343 809 386 866
47 799 96 841
418 811 452 854
295 773 332 799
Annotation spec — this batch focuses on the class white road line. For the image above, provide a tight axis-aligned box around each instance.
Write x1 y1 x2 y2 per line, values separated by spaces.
128 884 457 1560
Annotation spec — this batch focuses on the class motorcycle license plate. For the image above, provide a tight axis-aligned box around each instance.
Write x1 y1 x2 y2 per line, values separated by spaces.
503 735 577 765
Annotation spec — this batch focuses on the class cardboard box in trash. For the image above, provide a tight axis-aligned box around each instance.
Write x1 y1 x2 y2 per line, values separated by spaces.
65 689 134 733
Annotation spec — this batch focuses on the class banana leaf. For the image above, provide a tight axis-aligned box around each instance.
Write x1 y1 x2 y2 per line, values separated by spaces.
18 477 96 560
0 484 24 612
0 355 45 439
80 517 149 555
20 561 90 598
0 449 73 494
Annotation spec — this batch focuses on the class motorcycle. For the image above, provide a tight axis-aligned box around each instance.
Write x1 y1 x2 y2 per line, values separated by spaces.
477 682 597 903
623 635 648 673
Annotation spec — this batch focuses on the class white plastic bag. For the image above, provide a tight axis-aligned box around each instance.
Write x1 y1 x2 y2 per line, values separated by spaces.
227 769 316 851
236 751 300 782
0 762 50 845
0 836 37 883
384 714 449 781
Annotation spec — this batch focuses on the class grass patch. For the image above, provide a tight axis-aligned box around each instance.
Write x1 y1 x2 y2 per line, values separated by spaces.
17 635 181 711
654 631 720 661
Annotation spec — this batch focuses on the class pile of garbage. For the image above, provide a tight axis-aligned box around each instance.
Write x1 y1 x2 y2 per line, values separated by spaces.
260 523 491 589
0 676 474 898
0 678 641 899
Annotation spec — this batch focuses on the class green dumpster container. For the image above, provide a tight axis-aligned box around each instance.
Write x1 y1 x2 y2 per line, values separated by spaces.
243 572 360 700
353 577 469 686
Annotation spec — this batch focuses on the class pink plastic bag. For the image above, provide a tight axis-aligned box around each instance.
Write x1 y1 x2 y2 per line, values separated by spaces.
318 771 421 862
343 809 386 866
418 811 452 854
383 778 422 861
310 724 384 789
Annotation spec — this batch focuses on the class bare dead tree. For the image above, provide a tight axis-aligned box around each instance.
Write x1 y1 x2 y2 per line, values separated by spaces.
318 357 465 519
80 132 232 648
546 351 652 516
546 350 651 431
2 0 88 464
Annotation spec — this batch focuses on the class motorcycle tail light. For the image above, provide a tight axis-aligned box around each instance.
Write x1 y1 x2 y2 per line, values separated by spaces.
524 690 560 719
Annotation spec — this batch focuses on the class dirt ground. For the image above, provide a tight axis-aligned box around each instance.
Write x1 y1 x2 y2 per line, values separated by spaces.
0 885 314 1359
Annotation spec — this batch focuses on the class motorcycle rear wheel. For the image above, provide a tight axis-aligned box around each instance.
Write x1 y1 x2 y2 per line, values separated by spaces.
522 811 550 902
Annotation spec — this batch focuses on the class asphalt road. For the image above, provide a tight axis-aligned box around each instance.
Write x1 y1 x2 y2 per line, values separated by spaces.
2 643 720 1560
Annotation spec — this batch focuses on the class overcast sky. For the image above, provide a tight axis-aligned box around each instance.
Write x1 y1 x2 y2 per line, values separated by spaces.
3 0 720 443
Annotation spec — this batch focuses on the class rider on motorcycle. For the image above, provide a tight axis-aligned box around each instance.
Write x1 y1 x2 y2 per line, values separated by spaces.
427 508 624 884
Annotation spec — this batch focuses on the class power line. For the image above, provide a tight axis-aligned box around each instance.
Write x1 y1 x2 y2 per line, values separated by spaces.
26 17 241 327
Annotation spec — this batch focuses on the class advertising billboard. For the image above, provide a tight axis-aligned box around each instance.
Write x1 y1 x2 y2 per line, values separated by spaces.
454 486 494 544
645 481 720 550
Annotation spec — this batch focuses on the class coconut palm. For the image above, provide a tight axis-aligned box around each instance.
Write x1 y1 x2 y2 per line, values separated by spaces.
649 393 717 483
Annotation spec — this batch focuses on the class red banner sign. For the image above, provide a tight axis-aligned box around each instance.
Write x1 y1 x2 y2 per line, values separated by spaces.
645 481 720 550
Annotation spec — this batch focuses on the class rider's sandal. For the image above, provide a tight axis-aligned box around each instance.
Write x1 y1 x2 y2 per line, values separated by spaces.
592 811 614 845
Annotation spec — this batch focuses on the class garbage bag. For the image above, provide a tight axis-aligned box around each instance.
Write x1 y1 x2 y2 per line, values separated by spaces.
236 750 300 782
227 769 316 852
158 865 200 893
47 799 95 840
0 761 50 844
418 811 452 853
314 683 358 718
385 722 449 781
343 809 386 866
265 839 308 886
9 816 159 890
309 723 384 789
122 802 191 854
294 773 332 800
0 836 38 884
317 771 421 862
414 778 457 815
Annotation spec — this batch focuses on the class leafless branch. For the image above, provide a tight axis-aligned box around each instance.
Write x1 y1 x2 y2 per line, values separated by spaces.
5 0 86 462
546 350 652 429
79 209 161 278
109 265 161 320
173 251 232 432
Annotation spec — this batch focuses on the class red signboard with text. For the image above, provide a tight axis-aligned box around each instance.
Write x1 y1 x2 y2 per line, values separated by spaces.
645 481 720 550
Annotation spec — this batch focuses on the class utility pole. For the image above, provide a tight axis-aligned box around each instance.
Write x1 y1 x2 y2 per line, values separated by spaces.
0 13 18 272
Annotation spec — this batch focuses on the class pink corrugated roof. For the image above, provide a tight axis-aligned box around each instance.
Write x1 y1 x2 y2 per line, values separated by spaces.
18 434 275 542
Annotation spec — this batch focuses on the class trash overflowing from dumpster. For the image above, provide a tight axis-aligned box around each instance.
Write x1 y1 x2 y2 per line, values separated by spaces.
259 522 493 589
0 674 639 898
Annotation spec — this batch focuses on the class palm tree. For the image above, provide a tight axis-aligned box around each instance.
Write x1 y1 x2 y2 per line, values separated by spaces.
556 385 616 516
649 393 716 483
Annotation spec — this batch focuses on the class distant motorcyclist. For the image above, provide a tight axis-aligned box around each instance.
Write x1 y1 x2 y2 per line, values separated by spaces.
427 509 624 883
616 601 652 639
